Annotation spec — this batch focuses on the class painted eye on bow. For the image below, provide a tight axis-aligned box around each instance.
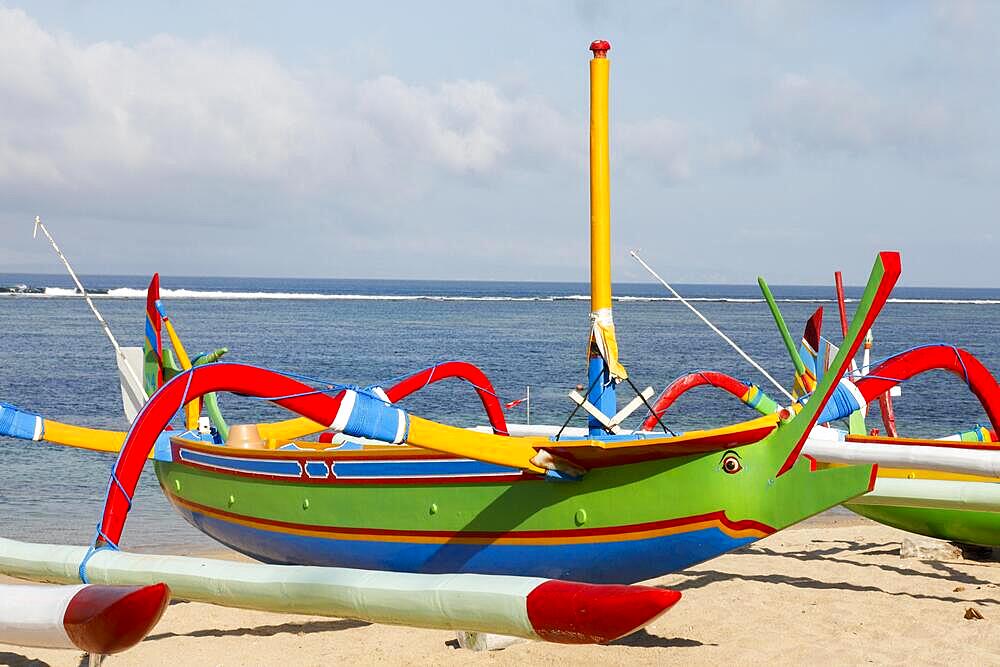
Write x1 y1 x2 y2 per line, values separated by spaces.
720 453 742 474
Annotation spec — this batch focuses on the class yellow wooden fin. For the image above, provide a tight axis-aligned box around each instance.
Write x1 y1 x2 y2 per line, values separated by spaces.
160 314 200 430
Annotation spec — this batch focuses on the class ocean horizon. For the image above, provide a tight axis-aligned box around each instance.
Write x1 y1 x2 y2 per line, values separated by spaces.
5 272 1000 304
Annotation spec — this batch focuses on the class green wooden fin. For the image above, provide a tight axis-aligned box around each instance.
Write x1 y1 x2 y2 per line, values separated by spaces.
769 251 901 476
758 276 807 377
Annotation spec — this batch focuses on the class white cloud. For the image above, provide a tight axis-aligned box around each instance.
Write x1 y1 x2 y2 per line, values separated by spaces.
753 73 960 159
616 118 692 182
0 7 588 227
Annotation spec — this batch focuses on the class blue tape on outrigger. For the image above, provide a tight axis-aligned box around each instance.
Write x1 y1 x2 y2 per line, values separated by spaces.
817 380 862 424
0 402 41 440
78 532 120 584
344 391 409 443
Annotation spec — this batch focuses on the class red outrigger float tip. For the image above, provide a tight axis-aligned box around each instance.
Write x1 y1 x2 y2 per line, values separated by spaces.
526 580 680 644
63 583 171 654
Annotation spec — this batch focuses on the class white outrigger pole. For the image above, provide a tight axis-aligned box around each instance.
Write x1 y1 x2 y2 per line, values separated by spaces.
33 217 147 410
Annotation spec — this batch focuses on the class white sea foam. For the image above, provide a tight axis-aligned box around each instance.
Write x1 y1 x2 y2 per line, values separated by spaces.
0 286 996 305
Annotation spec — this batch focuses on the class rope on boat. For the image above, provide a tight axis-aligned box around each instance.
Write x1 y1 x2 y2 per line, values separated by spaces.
629 250 795 402
624 373 676 435
554 370 607 441
864 344 972 386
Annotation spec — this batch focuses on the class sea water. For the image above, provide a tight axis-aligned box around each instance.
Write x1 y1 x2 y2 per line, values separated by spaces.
2 273 999 551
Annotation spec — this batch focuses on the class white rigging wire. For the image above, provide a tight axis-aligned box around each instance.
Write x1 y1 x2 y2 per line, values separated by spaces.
629 249 795 402
33 216 147 397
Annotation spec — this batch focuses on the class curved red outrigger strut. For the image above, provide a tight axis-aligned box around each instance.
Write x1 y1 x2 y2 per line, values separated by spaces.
856 344 1000 435
640 371 753 431
639 345 1000 438
384 361 508 435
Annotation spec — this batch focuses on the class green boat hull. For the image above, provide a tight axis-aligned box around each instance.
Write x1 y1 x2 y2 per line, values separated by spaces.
155 438 876 584
844 502 1000 547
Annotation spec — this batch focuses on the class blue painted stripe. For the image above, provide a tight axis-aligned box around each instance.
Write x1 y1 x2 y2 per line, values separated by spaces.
179 449 302 477
334 459 518 478
305 461 329 478
145 318 159 349
177 506 756 584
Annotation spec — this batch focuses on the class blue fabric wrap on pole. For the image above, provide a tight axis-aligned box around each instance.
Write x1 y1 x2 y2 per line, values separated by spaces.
0 403 41 440
344 392 409 443
816 380 862 424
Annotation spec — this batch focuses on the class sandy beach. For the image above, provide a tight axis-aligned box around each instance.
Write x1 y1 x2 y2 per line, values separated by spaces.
1 515 996 666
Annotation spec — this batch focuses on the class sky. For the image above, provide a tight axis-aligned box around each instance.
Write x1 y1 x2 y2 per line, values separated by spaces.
0 1 997 286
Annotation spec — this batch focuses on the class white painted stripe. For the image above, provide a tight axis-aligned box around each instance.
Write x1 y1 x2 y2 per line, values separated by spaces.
336 472 518 480
802 438 1000 478
0 583 86 650
371 386 390 403
394 409 406 444
330 390 357 431
177 449 304 478
852 477 1000 512
32 416 43 441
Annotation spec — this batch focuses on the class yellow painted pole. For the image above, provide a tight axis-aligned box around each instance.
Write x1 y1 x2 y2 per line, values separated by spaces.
589 40 612 317
155 301 201 430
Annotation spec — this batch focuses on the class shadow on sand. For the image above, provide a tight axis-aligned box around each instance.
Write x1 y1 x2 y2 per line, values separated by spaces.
0 652 50 667
146 618 370 642
663 540 998 606
609 629 713 648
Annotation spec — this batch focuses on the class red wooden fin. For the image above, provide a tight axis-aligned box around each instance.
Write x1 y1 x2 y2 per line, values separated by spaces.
834 271 849 338
144 273 163 392
803 307 823 353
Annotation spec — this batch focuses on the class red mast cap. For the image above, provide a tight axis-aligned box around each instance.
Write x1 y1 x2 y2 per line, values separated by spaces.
590 40 610 57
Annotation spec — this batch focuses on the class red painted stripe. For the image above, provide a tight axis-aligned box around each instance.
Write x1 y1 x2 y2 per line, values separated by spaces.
845 434 999 451
867 464 879 492
63 583 170 654
167 494 774 542
550 425 777 469
526 580 681 644
325 474 529 485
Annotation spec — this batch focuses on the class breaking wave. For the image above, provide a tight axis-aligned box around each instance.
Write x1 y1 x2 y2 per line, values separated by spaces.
1 283 998 305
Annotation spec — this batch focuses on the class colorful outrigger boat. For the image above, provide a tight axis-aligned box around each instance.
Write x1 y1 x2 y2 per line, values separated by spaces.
0 42 887 590
2 43 996 648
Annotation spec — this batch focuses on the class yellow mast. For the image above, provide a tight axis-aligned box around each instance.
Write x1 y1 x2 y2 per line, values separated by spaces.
590 42 612 316
586 40 626 432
